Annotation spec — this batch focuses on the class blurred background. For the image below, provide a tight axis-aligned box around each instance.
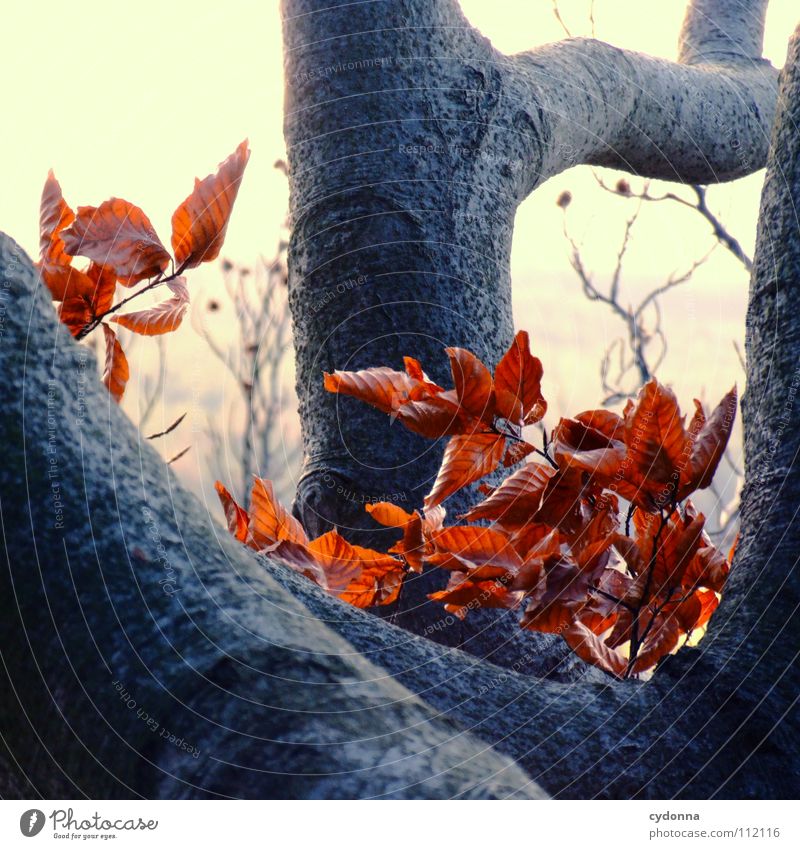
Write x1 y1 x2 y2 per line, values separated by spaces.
1 0 796 544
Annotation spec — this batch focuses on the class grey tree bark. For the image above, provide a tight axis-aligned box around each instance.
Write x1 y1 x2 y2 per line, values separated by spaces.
283 0 780 652
0 1 797 800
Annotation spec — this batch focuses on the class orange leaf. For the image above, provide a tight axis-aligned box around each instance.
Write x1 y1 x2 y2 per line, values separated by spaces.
553 417 627 481
683 387 737 494
38 169 74 268
424 432 505 509
494 330 546 425
393 390 479 438
426 525 523 578
86 262 117 316
36 170 91 301
446 347 495 422
324 366 427 415
61 198 171 285
214 481 251 545
101 325 129 403
171 140 250 269
112 278 189 336
58 297 94 337
248 477 308 549
307 531 395 595
365 501 427 572
461 462 556 527
428 573 522 619
624 379 690 490
630 614 682 675
338 554 406 607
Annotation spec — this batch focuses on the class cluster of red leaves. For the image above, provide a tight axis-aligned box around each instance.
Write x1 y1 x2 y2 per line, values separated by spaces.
215 479 408 607
219 333 737 678
35 141 250 402
324 331 547 508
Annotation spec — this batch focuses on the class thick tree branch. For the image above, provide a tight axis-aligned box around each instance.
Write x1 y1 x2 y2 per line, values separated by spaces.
517 0 777 183
0 234 542 799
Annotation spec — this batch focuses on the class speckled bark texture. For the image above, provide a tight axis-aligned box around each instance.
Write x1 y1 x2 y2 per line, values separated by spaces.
282 0 780 650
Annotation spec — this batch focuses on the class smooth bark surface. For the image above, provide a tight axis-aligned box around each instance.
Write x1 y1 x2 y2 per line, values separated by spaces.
282 0 779 647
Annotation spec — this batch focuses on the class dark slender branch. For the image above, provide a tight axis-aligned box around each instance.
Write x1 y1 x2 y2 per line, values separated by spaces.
626 506 671 677
75 262 190 341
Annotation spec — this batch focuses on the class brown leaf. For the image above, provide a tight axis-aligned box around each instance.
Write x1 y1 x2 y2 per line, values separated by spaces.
85 262 117 316
683 387 737 495
307 531 395 595
494 330 546 424
214 481 251 544
428 573 522 619
248 477 308 549
112 278 189 336
324 366 430 415
461 462 556 527
61 198 171 285
101 325 129 403
146 412 188 440
38 170 74 268
426 525 523 578
624 379 690 491
562 620 627 677
58 296 94 337
446 347 494 423
171 140 250 269
338 553 405 607
424 432 505 509
365 501 426 572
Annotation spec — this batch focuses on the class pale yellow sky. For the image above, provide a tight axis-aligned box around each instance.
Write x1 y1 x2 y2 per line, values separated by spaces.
1 1 796 513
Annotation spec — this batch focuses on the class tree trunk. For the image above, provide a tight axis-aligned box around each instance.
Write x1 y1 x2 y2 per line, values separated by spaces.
282 0 779 651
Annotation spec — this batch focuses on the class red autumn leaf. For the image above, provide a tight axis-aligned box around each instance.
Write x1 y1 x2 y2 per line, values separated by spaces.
494 330 547 425
85 262 117 316
323 366 430 416
403 356 443 394
38 170 74 268
574 408 626 441
365 501 427 572
630 614 682 675
338 551 406 607
562 620 627 678
682 544 730 593
248 476 308 549
424 432 506 509
624 379 690 490
461 461 556 527
306 530 398 595
446 347 495 423
682 387 738 494
171 139 250 269
35 170 96 302
553 417 628 482
101 325 129 403
58 297 94 337
392 390 479 438
428 573 523 619
426 525 523 578
61 198 171 285
214 481 251 545
112 278 189 336
262 539 330 589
